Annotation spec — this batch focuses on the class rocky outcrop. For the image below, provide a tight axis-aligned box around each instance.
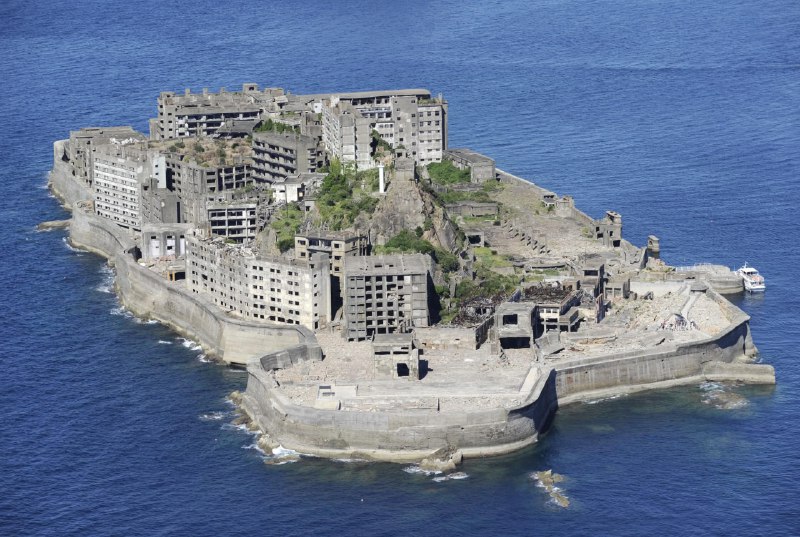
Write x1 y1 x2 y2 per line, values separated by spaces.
37 219 71 231
531 469 569 508
418 447 464 473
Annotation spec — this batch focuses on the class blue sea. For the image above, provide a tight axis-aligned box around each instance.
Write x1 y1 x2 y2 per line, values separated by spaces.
1 0 798 535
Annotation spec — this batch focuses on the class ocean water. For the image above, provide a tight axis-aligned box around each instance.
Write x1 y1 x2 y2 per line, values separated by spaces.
1 0 798 535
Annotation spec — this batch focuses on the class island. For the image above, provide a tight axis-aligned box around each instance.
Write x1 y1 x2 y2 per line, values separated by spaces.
48 83 775 470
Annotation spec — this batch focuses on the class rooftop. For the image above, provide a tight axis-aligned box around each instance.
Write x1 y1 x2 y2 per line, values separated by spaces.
344 254 430 276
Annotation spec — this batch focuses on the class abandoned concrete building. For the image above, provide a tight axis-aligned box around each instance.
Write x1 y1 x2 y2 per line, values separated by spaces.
206 194 260 243
445 201 499 219
595 210 623 248
524 285 582 334
321 89 448 169
443 148 496 182
140 223 193 262
372 333 420 380
294 232 368 276
92 141 167 231
270 173 324 203
495 300 538 348
342 254 432 341
186 234 331 330
67 127 146 187
150 84 287 140
251 131 324 183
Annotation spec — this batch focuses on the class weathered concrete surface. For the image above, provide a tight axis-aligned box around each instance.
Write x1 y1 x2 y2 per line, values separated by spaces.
50 146 774 463
48 144 92 211
51 163 310 366
240 366 558 461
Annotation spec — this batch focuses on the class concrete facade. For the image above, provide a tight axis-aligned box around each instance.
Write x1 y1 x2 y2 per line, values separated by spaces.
443 148 496 182
596 210 623 248
322 89 447 169
141 223 193 261
92 142 166 231
151 84 285 139
294 231 368 276
251 131 324 183
67 127 145 187
343 254 431 340
186 234 331 330
271 173 324 204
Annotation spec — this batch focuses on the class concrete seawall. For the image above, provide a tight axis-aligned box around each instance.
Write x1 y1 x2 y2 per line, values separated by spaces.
50 149 774 463
51 159 311 365
241 364 559 461
555 288 773 404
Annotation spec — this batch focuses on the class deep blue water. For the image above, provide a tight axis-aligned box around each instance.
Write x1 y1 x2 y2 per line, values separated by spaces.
2 0 798 535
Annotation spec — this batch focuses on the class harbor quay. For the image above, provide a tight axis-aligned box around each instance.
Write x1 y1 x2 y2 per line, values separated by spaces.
48 83 775 467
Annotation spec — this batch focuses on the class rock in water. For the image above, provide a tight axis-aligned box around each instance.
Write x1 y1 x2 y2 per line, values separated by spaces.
531 469 569 508
419 447 463 473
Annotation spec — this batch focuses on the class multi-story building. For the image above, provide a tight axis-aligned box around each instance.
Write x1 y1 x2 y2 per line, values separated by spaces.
67 127 145 186
251 131 324 184
342 254 431 341
206 194 259 243
186 234 331 330
294 231 368 277
92 141 166 231
321 89 447 169
162 138 255 224
150 84 286 140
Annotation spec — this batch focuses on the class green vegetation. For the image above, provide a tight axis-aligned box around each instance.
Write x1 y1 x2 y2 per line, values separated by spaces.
472 247 512 268
255 118 301 135
193 142 204 153
427 160 471 185
425 176 502 205
371 129 392 153
315 160 379 230
375 230 459 273
271 203 303 252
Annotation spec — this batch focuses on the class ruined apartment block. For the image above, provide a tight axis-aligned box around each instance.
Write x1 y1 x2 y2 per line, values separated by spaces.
321 89 447 169
343 254 431 341
150 84 287 140
186 234 330 330
294 232 368 276
92 141 166 231
251 131 324 184
67 126 145 187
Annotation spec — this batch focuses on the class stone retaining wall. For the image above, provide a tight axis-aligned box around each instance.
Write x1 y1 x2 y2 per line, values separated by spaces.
241 366 559 461
52 158 310 366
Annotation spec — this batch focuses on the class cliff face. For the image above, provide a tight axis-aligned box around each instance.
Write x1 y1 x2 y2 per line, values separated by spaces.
356 173 458 251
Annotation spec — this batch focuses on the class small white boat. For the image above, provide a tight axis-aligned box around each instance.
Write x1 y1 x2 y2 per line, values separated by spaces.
737 263 766 292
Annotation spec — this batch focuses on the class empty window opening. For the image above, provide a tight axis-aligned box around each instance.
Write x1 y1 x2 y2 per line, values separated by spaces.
396 363 410 377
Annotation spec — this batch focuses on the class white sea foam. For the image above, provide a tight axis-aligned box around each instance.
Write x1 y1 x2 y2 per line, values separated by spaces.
700 381 724 392
243 442 267 455
262 445 302 465
61 237 83 253
179 338 203 352
402 465 442 476
157 340 172 345
583 393 625 405
432 472 469 482
198 411 230 421
197 353 211 363
95 265 115 293
110 306 134 319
